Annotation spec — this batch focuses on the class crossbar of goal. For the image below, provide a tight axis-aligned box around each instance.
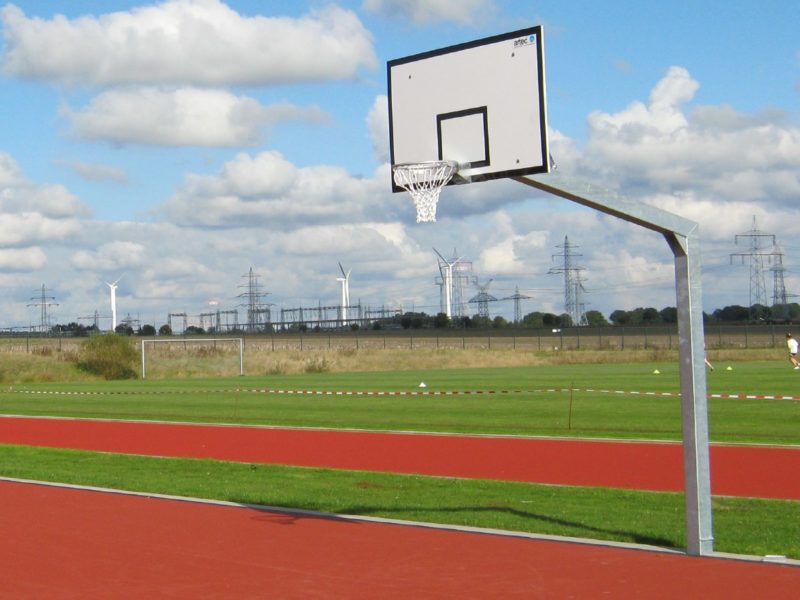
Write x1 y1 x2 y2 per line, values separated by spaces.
140 338 244 379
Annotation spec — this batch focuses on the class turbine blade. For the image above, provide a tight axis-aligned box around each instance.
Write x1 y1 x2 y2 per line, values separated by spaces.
432 247 447 262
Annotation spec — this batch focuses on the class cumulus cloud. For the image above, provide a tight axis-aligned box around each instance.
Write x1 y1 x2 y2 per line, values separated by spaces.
71 241 147 272
0 152 24 186
163 151 398 227
367 95 389 163
63 87 329 146
580 66 800 209
1 1 377 85
0 152 91 249
476 212 548 275
362 0 493 24
0 247 47 271
0 212 83 247
55 160 128 183
2 59 799 325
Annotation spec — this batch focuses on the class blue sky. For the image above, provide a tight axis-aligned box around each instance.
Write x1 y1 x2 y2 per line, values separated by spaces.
1 0 798 330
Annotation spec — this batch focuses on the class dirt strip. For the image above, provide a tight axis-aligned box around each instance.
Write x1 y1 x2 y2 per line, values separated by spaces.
1 416 799 499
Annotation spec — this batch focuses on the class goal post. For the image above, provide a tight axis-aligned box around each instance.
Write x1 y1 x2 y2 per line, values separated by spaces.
140 338 244 379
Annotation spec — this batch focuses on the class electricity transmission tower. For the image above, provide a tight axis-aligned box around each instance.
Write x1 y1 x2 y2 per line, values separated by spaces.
770 243 791 320
468 278 497 319
238 267 271 332
771 244 788 305
504 285 531 324
730 216 777 318
548 236 587 326
28 284 58 332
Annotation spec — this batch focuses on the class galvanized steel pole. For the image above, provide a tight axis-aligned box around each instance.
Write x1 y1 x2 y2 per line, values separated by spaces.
515 173 714 555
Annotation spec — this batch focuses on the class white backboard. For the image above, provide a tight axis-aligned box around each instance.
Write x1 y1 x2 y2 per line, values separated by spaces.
388 26 549 192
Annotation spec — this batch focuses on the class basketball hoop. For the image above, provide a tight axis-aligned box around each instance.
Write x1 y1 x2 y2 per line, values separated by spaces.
393 160 458 223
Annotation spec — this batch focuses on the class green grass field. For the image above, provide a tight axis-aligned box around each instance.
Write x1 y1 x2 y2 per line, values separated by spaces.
2 361 799 443
2 358 799 558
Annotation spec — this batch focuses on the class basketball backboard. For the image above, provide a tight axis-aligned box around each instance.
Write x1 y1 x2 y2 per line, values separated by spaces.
387 26 549 193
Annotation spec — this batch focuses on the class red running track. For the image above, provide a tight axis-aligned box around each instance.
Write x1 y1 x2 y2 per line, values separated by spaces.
2 480 798 599
1 416 799 499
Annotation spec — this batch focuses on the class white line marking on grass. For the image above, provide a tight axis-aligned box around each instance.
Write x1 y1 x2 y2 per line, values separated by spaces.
6 386 800 402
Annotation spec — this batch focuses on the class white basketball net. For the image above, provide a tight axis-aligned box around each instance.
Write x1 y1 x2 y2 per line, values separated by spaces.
393 161 458 223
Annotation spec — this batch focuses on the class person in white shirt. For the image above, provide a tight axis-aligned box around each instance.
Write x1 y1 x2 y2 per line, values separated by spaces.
786 333 799 369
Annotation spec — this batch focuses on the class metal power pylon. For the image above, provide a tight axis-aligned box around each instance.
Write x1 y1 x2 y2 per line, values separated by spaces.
770 244 791 320
27 284 58 332
468 278 497 319
730 216 776 318
548 236 587 325
771 244 788 306
238 267 271 332
503 285 531 324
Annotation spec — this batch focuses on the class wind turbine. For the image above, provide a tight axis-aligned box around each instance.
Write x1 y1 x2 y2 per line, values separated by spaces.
433 248 460 318
105 276 122 331
337 262 351 326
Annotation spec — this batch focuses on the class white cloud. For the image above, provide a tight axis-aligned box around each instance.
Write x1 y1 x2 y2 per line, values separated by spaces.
163 151 398 227
586 66 696 142
142 256 211 280
362 0 493 24
476 212 548 276
580 66 800 209
0 213 83 247
1 60 799 326
55 160 128 183
0 153 91 249
367 95 389 163
1 1 377 85
0 247 47 271
71 241 147 272
0 152 24 186
64 87 329 146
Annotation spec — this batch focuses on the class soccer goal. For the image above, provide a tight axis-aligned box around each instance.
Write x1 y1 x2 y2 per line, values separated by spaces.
140 338 244 379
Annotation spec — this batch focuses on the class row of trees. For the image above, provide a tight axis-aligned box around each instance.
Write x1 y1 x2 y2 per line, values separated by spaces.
391 302 800 330
41 302 800 336
396 302 800 330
